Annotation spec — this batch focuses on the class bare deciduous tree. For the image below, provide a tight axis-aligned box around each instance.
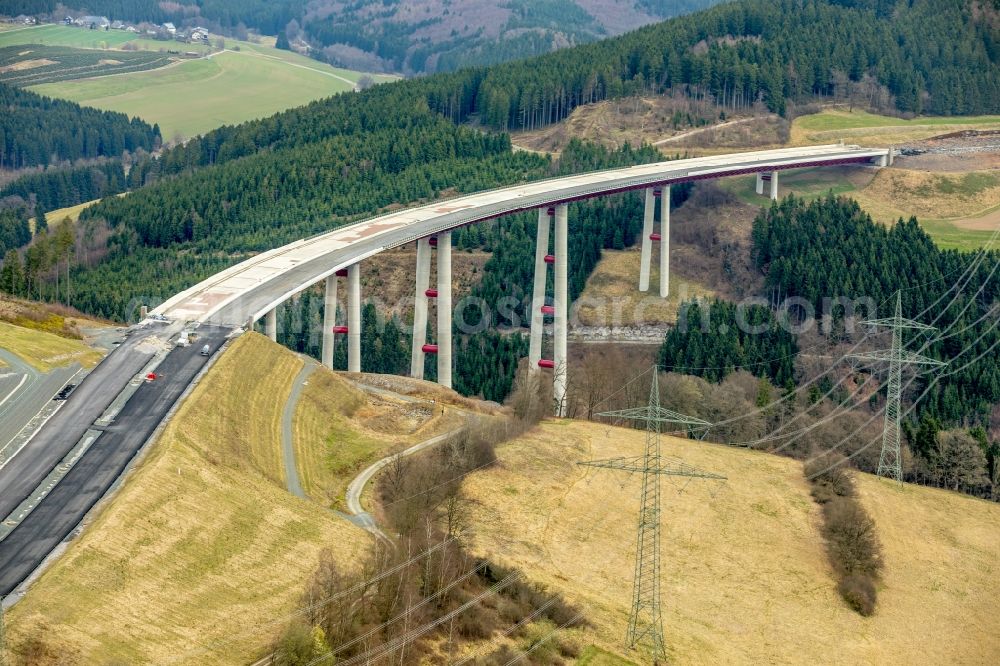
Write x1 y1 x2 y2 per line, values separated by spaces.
927 430 989 492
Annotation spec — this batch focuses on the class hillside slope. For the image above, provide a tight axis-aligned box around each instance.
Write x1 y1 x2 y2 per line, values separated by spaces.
461 0 1000 130
292 366 492 509
44 0 998 323
0 81 159 170
3 334 370 665
294 0 724 74
461 420 1000 664
7 1 725 74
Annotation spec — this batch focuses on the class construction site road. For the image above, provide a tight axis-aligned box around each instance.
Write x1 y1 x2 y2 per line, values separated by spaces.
0 324 230 597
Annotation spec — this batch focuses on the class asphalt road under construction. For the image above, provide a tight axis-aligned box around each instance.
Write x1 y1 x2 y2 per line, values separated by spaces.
0 323 230 596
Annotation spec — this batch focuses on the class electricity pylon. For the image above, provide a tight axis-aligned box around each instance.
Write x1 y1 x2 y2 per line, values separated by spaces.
849 292 946 483
579 366 723 662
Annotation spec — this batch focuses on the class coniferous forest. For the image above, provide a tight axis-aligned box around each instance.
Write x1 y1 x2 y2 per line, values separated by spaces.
661 196 1000 497
0 0 998 439
664 195 1000 426
419 0 1000 126
0 161 127 218
0 83 159 170
0 206 31 258
751 196 1000 425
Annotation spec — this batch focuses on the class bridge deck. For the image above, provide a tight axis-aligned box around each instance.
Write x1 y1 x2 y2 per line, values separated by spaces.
155 144 888 327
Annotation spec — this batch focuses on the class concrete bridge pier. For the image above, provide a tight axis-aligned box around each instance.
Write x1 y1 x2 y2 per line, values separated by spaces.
410 237 433 379
639 187 670 298
638 188 655 292
659 185 670 299
553 204 568 416
321 274 339 368
436 231 453 389
265 308 277 342
347 264 361 373
757 172 779 200
529 207 554 371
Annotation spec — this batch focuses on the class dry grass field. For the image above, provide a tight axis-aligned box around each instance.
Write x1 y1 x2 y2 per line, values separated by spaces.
851 169 1000 223
510 96 780 154
461 420 1000 665
43 195 124 225
789 108 1000 147
292 367 471 509
4 334 369 665
849 169 1000 251
0 320 103 371
574 249 716 327
360 245 490 312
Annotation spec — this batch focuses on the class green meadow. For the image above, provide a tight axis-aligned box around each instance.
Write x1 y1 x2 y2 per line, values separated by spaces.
4 24 395 139
31 51 355 139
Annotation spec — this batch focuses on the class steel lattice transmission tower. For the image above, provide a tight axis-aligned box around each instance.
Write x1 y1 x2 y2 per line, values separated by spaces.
579 366 723 662
849 292 946 483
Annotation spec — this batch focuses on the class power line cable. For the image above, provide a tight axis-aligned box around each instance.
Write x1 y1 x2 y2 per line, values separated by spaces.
450 598 561 666
307 572 521 666
499 612 586 666
165 534 464 663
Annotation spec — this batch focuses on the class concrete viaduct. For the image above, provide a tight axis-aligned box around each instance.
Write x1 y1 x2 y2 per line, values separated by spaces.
155 144 890 415
0 144 893 598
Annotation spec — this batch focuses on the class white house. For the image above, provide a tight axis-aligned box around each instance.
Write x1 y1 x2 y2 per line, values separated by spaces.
76 15 110 29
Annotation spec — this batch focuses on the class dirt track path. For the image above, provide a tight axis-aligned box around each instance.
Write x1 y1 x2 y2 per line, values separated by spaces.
280 360 316 499
653 117 759 145
343 428 460 540
952 206 1000 231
